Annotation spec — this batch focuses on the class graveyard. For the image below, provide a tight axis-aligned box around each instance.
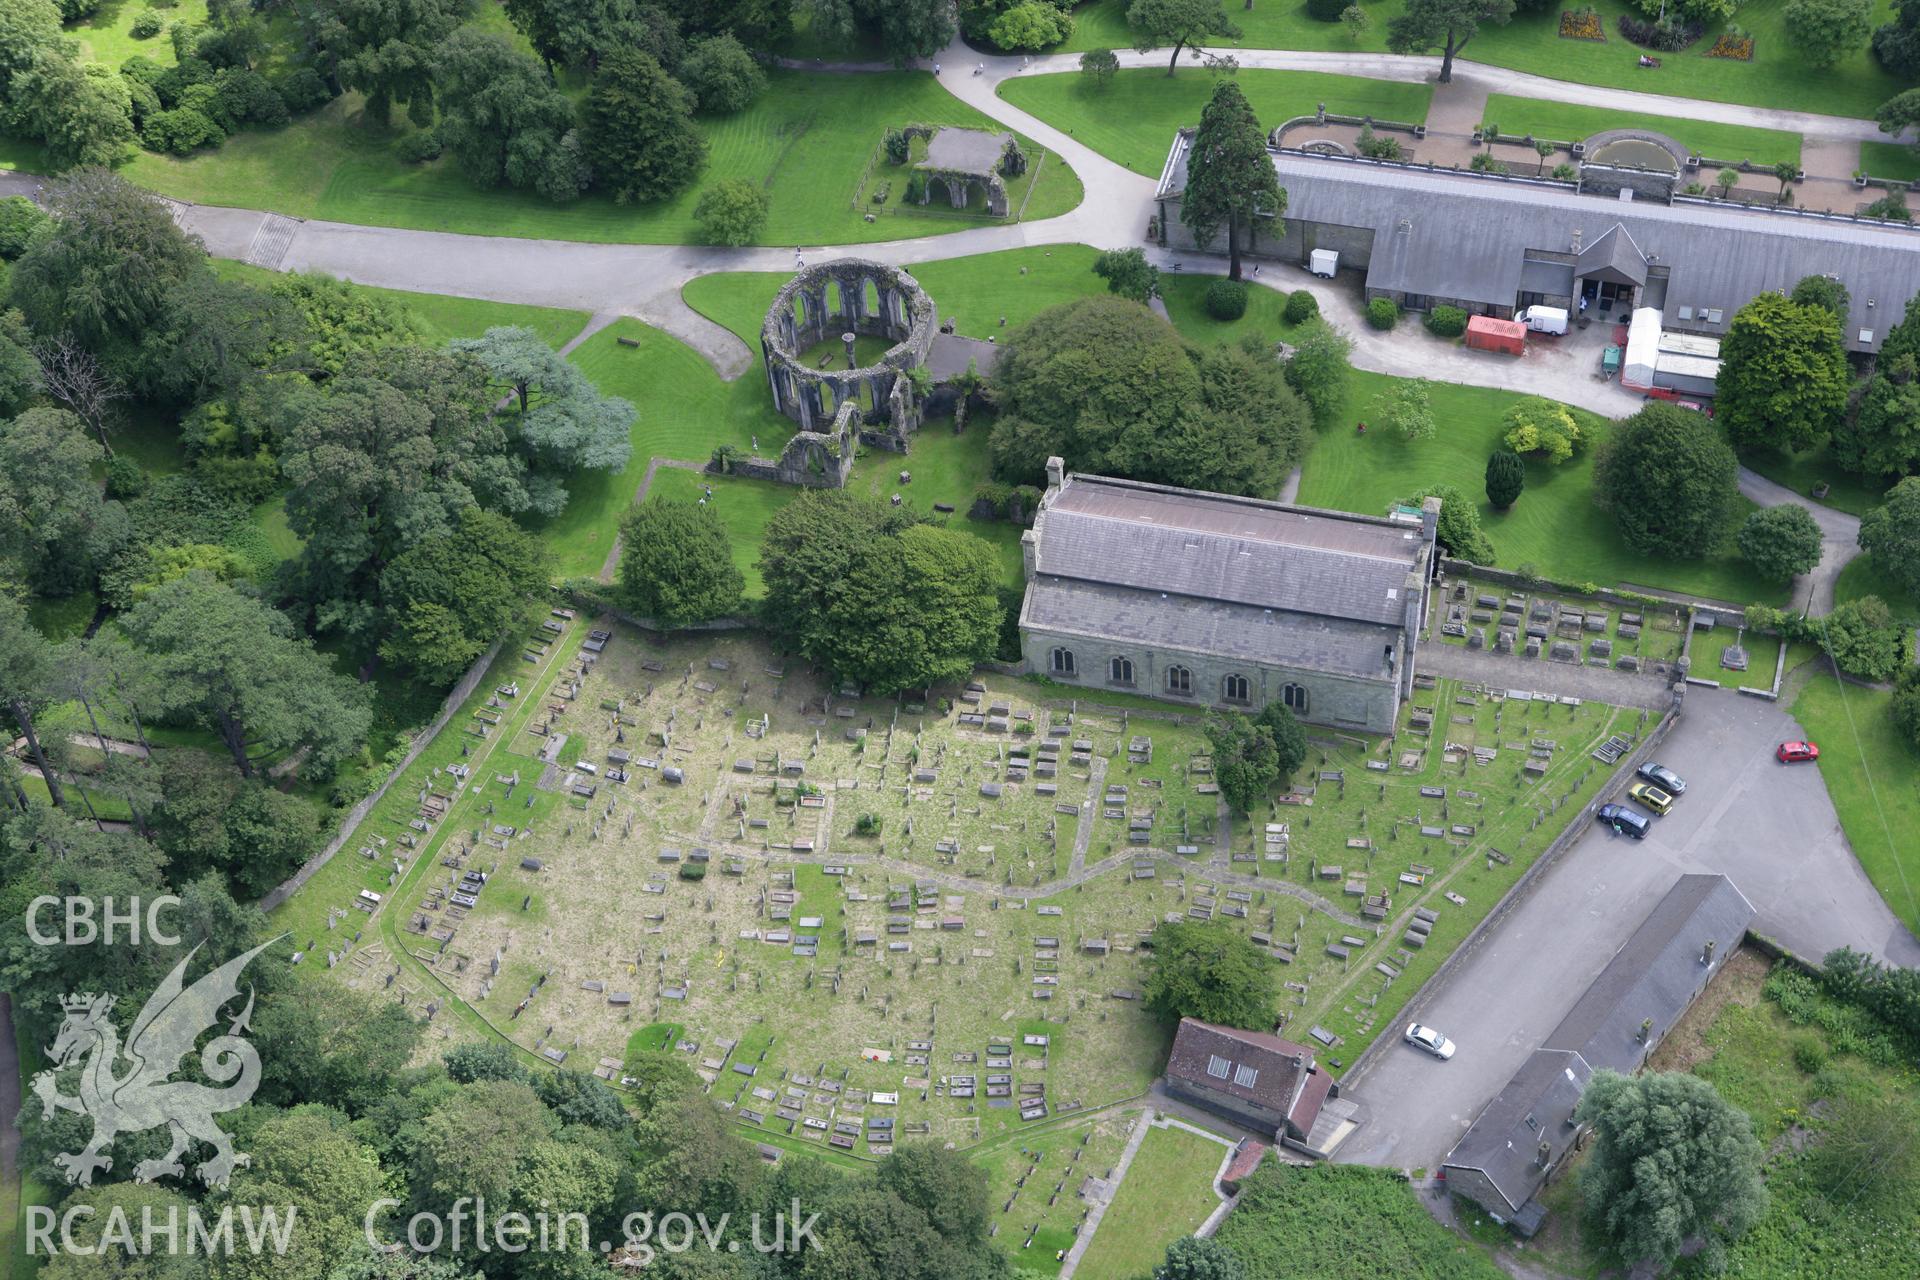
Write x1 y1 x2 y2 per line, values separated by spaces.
1431 577 1688 676
286 607 1649 1184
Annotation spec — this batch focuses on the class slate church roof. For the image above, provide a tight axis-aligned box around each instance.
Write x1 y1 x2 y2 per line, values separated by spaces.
1165 1018 1320 1125
1021 472 1427 679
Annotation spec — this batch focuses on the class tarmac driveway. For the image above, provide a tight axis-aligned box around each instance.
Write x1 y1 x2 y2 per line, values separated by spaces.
1337 685 1920 1172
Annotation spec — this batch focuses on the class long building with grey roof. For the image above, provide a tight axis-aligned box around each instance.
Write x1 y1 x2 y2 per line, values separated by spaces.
1440 873 1756 1234
1154 131 1920 353
1016 458 1439 732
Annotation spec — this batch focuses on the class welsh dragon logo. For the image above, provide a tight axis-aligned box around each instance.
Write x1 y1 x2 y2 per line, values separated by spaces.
31 938 281 1188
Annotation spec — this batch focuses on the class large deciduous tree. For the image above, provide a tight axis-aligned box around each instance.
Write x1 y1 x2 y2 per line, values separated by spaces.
281 346 530 639
8 168 203 373
583 49 707 205
1715 291 1850 453
679 33 765 113
1092 247 1161 303
432 29 590 204
1145 920 1274 1029
304 0 472 127
694 178 770 246
7 49 135 170
1876 0 1920 77
1833 353 1920 477
1859 475 1920 602
989 296 1309 496
1181 80 1283 281
758 493 1001 694
1594 402 1740 558
801 0 954 63
1786 0 1872 66
1205 701 1306 813
616 500 745 628
1578 1072 1765 1270
120 572 374 778
379 506 550 684
0 596 63 807
1128 0 1240 75
1736 503 1823 581
0 406 128 594
1283 317 1351 427
450 325 635 508
1386 0 1513 83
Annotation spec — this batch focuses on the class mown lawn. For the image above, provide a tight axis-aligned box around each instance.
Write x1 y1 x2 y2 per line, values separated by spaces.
997 68 1434 175
1860 139 1920 182
1740 441 1895 518
1294 370 1787 605
1792 673 1920 937
1075 1124 1225 1280
122 71 1082 245
1480 94 1802 167
1832 553 1918 613
1054 0 1907 122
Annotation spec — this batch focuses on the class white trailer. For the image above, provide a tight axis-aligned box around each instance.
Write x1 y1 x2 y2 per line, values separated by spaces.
1309 249 1339 278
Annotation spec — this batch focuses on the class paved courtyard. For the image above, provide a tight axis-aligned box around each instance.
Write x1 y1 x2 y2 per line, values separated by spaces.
1337 684 1920 1173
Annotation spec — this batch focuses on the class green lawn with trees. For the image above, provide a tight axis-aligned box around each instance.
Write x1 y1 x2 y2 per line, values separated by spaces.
118 72 1081 243
1478 95 1803 166
1054 0 1908 121
997 68 1435 175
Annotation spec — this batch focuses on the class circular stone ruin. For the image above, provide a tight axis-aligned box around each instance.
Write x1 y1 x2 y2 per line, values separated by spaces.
760 259 937 446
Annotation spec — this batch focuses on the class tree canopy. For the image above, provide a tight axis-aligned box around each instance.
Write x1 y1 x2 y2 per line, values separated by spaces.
1402 483 1493 564
758 492 1002 694
1181 80 1284 281
379 506 550 684
1593 402 1740 558
432 28 588 203
1205 702 1307 813
583 49 708 205
617 499 746 628
1145 920 1274 1029
1858 475 1920 602
1576 1070 1767 1270
1128 0 1240 74
1736 503 1823 581
1715 291 1850 454
1092 246 1161 303
120 571 374 777
1386 0 1513 82
305 0 471 127
989 296 1310 497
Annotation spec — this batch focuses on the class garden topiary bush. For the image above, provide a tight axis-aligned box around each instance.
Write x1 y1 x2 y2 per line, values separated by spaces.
1205 279 1249 321
1283 289 1318 324
396 130 442 163
1424 305 1468 337
1366 296 1398 330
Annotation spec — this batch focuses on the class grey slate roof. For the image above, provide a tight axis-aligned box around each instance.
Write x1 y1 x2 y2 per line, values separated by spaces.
1441 874 1756 1217
1442 1048 1593 1215
1577 223 1648 287
1157 134 1920 349
1542 872 1755 1070
1032 474 1424 629
1024 576 1398 679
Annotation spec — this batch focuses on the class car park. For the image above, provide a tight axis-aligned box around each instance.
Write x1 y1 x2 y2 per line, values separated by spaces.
1776 741 1820 763
1635 762 1687 795
1404 1023 1456 1059
1596 803 1650 839
1627 781 1674 815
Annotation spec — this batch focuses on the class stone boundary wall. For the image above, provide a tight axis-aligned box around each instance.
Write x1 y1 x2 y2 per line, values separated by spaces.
259 638 503 912
1339 683 1687 1090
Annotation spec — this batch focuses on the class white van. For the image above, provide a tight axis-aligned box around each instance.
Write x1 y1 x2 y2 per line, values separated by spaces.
1517 306 1569 335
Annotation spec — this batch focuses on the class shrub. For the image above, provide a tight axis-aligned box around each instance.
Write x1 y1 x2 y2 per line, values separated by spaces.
1355 125 1403 161
131 11 163 37
1552 162 1578 181
884 128 910 164
275 67 333 115
1791 1035 1829 1075
1617 13 1705 48
1283 289 1318 324
854 812 883 835
1424 305 1468 337
1205 279 1248 321
1306 0 1348 19
988 1 1073 50
1865 191 1912 221
1470 151 1509 174
678 862 706 880
1366 296 1398 330
1503 396 1585 464
904 171 927 203
212 68 288 128
142 107 225 154
105 456 148 501
395 130 442 163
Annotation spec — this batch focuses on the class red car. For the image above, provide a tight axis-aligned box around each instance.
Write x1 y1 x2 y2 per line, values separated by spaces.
1777 741 1820 763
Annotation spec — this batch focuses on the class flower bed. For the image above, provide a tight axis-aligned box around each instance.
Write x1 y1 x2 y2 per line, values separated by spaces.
1708 32 1754 59
1559 8 1605 40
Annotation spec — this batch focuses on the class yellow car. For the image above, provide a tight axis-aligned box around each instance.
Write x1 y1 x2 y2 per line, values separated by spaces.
1627 781 1674 816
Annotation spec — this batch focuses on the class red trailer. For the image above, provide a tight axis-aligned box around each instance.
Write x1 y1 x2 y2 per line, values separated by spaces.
1464 315 1526 357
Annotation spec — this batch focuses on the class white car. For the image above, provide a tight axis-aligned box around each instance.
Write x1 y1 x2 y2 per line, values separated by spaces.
1405 1023 1456 1060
